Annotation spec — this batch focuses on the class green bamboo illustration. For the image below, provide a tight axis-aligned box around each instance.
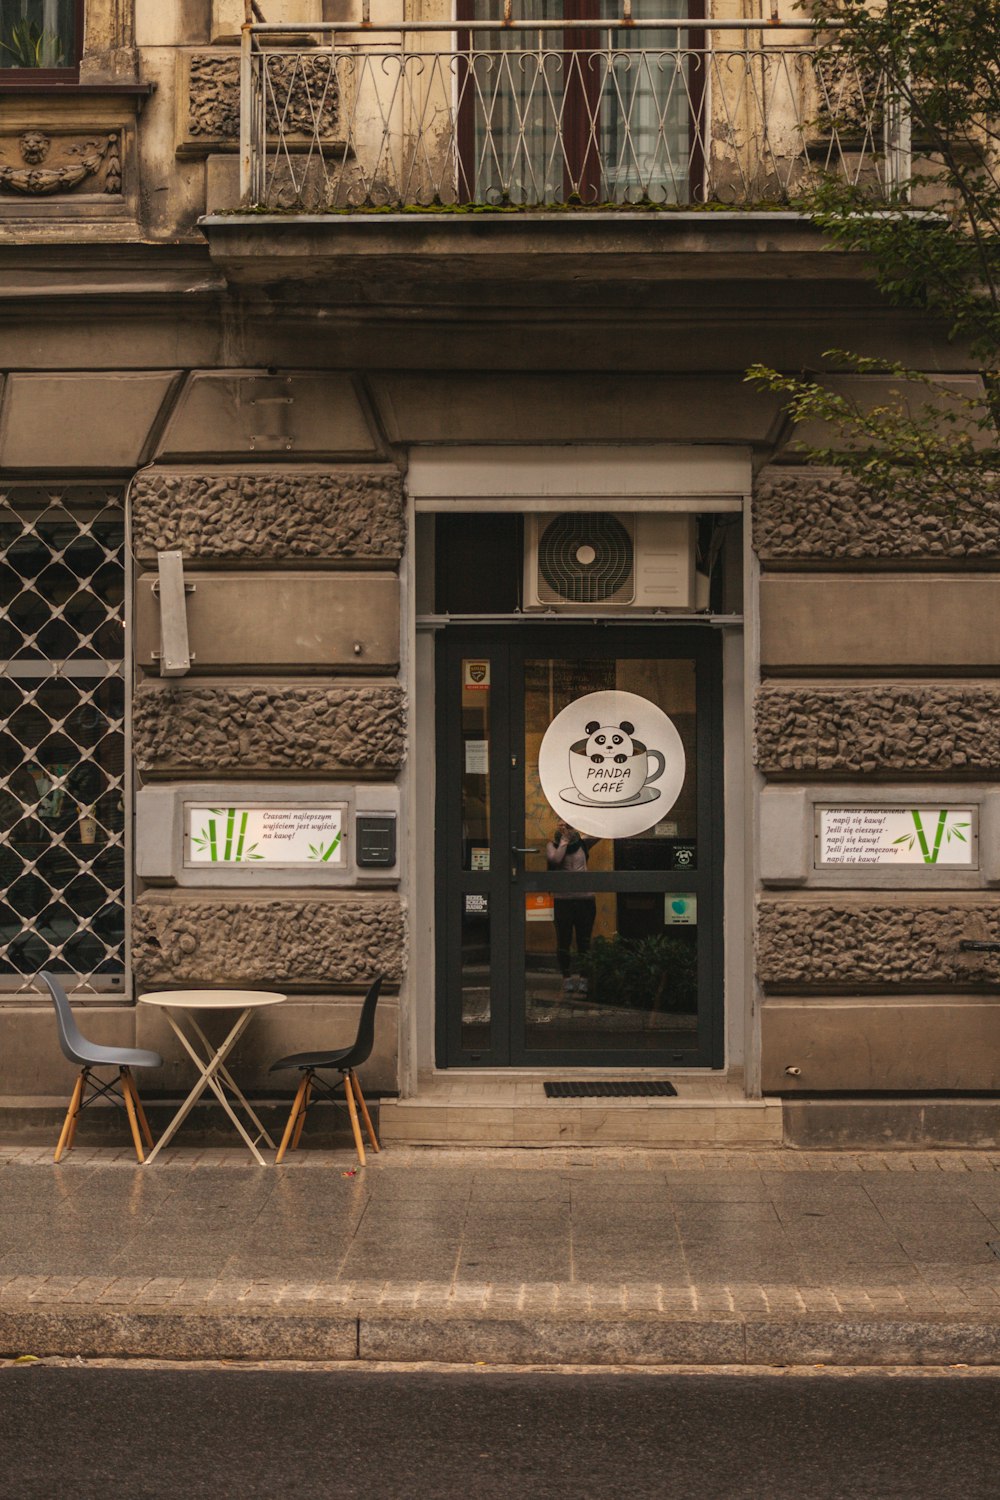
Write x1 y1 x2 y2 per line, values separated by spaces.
895 810 971 864
930 809 949 864
910 810 931 862
207 817 217 862
223 807 236 862
234 810 249 862
308 832 342 863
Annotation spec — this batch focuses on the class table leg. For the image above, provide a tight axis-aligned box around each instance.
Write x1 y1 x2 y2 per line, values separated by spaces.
171 1010 269 1163
187 1014 278 1149
143 1008 257 1165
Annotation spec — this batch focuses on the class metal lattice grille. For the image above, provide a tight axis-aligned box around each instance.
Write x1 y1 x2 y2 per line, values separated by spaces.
0 488 126 996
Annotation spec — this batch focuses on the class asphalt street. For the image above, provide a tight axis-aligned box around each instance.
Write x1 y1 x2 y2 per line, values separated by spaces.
1 1366 998 1500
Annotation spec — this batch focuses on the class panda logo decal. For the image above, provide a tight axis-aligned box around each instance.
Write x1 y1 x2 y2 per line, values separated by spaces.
537 690 687 840
585 721 635 765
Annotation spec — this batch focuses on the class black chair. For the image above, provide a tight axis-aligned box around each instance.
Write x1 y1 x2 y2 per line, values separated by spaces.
270 976 383 1165
41 971 162 1164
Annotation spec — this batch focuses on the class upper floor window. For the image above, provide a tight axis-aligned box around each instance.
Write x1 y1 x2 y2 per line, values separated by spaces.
0 0 82 81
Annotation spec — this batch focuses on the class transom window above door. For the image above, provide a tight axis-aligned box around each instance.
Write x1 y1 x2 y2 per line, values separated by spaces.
419 510 743 618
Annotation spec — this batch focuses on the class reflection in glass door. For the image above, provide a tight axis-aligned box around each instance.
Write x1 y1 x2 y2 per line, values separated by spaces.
520 654 702 1056
437 629 723 1067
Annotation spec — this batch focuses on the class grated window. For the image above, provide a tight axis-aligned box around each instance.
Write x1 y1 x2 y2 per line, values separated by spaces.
0 487 127 995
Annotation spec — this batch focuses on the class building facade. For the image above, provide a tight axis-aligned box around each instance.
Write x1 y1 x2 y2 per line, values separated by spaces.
1 0 998 1147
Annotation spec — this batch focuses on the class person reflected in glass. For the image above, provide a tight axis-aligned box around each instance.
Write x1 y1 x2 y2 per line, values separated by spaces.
546 819 599 995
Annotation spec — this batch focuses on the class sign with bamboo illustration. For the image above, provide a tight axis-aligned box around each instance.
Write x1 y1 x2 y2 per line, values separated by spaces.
819 807 975 867
186 806 345 867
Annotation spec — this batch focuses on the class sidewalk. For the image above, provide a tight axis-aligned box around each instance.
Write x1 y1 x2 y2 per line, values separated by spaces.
3 1143 1000 1367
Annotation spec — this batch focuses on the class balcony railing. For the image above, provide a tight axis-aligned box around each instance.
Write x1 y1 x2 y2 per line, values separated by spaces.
239 16 905 212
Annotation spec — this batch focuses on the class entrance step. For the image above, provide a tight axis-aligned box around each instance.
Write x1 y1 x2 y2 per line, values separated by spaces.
379 1076 782 1147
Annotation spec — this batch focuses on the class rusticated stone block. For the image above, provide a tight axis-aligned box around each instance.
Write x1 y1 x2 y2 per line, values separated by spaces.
133 896 404 986
755 684 1000 776
133 683 405 775
757 899 1000 990
130 468 404 562
753 466 1000 563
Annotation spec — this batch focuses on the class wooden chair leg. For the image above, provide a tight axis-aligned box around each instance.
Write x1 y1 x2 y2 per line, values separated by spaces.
276 1073 309 1164
342 1071 366 1166
350 1070 381 1153
124 1070 155 1150
54 1070 85 1163
291 1075 313 1151
65 1069 86 1151
120 1068 146 1163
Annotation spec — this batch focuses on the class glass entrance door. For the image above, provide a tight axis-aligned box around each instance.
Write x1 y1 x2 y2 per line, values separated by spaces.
437 627 723 1067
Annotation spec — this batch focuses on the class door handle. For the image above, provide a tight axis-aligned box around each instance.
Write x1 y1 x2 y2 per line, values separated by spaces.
511 846 539 854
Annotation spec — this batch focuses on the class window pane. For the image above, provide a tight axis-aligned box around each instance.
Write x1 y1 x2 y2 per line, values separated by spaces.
461 658 492 872
524 657 697 873
523 890 698 1052
461 899 491 1052
0 0 77 69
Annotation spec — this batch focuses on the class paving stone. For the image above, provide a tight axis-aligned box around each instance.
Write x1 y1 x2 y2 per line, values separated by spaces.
2 1144 1000 1365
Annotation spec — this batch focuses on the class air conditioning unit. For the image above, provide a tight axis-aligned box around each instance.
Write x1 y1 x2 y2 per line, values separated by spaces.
523 512 696 612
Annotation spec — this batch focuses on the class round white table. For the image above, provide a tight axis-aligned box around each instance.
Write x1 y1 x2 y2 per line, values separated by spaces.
139 990 286 1165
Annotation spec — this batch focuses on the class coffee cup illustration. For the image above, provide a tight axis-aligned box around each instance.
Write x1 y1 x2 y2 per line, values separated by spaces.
538 689 686 840
568 719 666 804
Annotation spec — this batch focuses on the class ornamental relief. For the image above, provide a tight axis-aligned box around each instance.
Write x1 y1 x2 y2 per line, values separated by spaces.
0 131 122 196
185 51 341 147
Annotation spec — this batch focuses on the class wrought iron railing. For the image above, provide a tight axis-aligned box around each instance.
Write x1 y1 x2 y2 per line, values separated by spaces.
239 15 905 212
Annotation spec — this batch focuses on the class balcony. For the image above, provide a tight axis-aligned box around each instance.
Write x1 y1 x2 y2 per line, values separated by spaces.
236 14 903 213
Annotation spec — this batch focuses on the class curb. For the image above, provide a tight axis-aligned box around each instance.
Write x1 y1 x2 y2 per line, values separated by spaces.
4 1305 1000 1367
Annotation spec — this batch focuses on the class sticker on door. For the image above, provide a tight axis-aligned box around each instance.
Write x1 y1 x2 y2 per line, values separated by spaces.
537 689 686 839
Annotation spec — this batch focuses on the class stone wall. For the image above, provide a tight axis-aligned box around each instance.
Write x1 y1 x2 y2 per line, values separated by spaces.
753 466 1000 564
755 683 1000 777
134 683 406 776
757 898 1000 991
131 461 406 1057
133 895 405 988
754 464 1000 1088
130 468 405 563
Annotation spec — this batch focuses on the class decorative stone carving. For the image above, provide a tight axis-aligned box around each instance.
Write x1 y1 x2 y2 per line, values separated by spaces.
753 466 1000 563
0 131 121 196
758 899 1000 990
130 468 405 563
186 52 340 144
133 896 405 986
20 132 50 165
133 683 406 775
755 684 1000 776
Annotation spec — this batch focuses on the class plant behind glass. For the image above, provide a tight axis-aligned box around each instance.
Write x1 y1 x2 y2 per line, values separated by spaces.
0 19 65 68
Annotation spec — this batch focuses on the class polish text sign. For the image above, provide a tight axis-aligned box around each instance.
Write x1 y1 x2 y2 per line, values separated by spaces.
187 806 345 866
818 807 975 866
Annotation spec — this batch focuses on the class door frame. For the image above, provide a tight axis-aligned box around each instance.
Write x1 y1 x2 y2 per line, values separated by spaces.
435 622 725 1069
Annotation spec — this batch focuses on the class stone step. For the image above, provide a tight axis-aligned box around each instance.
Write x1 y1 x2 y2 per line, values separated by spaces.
378 1097 783 1147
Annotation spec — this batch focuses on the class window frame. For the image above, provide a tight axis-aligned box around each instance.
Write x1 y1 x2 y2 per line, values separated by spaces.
0 0 85 86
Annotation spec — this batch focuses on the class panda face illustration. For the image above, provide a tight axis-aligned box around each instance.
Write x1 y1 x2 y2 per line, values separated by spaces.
584 720 635 765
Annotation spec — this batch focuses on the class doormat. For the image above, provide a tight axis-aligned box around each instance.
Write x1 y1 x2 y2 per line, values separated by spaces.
543 1081 678 1099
